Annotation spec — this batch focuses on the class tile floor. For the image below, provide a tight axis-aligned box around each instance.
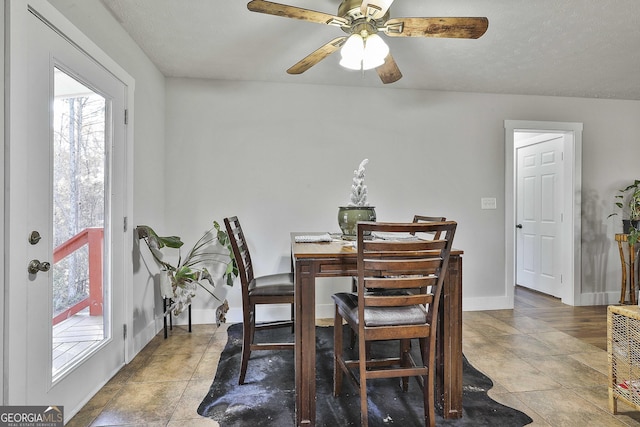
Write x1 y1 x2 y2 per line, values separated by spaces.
67 323 225 427
463 310 640 426
68 305 640 426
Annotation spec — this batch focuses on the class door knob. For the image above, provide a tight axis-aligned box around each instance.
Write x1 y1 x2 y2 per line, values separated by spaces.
28 259 51 274
516 224 523 229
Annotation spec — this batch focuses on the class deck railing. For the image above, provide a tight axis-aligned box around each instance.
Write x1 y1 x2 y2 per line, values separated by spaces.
52 227 103 325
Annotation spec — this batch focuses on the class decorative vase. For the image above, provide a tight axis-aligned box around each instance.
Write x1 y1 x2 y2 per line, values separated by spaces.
338 206 376 240
623 219 640 234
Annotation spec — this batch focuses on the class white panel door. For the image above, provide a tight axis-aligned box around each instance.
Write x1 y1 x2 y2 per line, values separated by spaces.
16 9 126 416
516 136 563 297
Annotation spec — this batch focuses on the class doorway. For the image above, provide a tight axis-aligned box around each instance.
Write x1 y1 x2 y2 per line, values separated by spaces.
515 133 564 297
505 120 583 306
5 1 134 420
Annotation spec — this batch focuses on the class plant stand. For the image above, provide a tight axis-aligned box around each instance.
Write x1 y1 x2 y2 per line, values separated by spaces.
616 233 639 305
163 297 192 339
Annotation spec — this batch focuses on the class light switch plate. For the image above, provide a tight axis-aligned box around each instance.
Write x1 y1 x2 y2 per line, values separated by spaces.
481 197 497 210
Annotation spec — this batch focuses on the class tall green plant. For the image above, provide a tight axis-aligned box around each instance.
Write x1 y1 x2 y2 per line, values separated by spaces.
137 221 237 315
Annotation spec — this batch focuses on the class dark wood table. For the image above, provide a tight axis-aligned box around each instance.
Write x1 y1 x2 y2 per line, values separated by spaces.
291 233 464 426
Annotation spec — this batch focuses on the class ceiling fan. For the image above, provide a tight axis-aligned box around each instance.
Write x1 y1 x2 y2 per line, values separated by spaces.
247 0 489 84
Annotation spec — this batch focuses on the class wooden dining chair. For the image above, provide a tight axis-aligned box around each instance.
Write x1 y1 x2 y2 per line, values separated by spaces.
333 220 457 427
223 216 295 385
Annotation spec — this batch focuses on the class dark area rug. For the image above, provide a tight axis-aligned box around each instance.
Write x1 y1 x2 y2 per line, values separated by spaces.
198 323 532 426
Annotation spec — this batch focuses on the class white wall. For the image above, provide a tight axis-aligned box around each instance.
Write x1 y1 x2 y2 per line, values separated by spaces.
164 78 640 322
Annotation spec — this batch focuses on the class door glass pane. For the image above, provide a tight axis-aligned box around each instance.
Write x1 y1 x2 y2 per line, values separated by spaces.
52 67 109 379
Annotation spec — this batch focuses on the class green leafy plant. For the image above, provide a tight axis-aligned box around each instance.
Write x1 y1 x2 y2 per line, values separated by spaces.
136 221 238 315
609 179 640 245
627 227 639 246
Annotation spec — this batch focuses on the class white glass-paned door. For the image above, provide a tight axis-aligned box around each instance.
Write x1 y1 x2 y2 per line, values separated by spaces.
52 68 109 379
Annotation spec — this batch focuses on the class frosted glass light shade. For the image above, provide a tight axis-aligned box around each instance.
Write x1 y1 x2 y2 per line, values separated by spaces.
339 33 389 71
362 34 389 69
339 34 365 70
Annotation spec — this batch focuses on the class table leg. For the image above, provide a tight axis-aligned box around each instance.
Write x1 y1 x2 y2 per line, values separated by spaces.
436 254 463 419
631 245 637 305
295 259 317 427
618 241 627 304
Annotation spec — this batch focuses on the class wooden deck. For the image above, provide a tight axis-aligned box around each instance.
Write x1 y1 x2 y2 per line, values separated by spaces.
52 308 104 376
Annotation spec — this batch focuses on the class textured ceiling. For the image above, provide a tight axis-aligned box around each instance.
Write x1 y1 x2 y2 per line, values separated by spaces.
99 0 640 100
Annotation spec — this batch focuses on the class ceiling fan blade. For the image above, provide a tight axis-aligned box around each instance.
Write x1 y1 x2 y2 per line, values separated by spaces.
384 17 489 39
361 0 394 20
376 53 402 84
247 0 349 27
287 37 347 75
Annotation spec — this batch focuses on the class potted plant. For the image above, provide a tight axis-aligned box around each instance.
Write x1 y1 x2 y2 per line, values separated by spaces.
136 221 238 318
609 179 640 245
338 159 376 240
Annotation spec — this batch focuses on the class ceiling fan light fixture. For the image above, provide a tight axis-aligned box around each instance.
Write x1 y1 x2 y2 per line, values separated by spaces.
339 33 365 70
246 0 488 84
339 33 388 71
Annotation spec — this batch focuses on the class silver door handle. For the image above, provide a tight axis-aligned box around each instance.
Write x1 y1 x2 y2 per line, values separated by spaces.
28 259 51 274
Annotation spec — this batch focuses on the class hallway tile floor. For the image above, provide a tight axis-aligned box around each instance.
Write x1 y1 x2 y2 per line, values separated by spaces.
68 290 640 426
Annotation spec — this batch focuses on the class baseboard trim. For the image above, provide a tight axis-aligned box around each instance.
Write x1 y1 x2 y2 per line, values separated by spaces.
578 291 627 306
169 293 621 327
463 295 513 311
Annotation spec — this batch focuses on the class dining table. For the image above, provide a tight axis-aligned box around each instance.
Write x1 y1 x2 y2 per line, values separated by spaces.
291 232 464 426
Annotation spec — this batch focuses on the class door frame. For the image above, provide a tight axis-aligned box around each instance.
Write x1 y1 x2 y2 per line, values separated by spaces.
4 0 135 408
1 1 6 405
505 120 583 306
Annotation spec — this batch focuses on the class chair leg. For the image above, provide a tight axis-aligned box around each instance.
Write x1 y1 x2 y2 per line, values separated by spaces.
350 277 357 348
359 336 369 427
290 303 295 334
400 339 411 392
333 306 343 396
238 308 254 385
425 374 435 427
421 337 436 427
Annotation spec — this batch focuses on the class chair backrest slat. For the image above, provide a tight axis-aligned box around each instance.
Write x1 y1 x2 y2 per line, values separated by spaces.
412 215 446 240
364 239 445 252
364 275 437 290
363 257 443 273
364 293 433 307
